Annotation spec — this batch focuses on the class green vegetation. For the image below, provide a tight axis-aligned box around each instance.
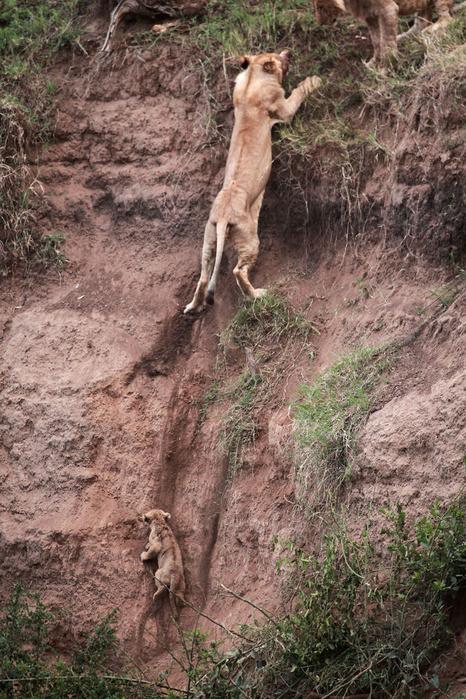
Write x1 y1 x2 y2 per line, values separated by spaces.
293 345 396 509
4 503 464 698
0 587 167 698
0 0 79 273
219 291 312 351
190 0 314 57
189 502 466 699
201 293 314 475
219 368 263 475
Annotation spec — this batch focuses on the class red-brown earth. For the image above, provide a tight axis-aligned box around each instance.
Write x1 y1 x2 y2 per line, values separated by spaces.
0 7 465 692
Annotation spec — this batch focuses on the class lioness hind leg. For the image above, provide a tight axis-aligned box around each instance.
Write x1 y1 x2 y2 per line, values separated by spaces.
153 577 165 601
184 221 216 314
365 16 382 66
233 227 264 300
379 0 399 63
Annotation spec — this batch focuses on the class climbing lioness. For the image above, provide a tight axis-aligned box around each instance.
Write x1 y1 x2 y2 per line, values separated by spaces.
184 52 321 313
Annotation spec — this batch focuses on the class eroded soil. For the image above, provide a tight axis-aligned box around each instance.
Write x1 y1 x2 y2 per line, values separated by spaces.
0 12 465 685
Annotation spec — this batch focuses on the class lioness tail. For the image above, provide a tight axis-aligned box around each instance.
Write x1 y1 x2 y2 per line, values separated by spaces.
207 219 229 302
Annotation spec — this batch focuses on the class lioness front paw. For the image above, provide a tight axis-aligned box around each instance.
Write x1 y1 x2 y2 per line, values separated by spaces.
302 75 322 95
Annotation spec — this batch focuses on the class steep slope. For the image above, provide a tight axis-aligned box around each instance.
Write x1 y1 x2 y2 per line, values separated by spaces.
0 4 465 690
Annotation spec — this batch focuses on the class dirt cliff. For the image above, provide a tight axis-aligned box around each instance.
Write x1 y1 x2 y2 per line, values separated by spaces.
0 4 465 690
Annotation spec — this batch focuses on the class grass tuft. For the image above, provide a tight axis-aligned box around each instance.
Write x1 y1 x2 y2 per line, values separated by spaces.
293 345 396 509
220 292 314 352
0 0 79 274
205 293 315 475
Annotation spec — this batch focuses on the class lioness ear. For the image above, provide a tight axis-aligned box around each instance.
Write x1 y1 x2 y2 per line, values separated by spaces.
163 511 171 521
239 55 250 70
262 61 275 74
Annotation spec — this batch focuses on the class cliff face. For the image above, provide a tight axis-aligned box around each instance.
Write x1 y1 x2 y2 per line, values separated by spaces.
0 5 464 684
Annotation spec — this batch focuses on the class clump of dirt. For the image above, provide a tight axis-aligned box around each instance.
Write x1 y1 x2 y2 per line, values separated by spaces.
0 5 465 688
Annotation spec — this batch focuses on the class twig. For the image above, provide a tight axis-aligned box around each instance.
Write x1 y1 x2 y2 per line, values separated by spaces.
304 692 369 699
220 584 281 629
0 675 187 695
159 582 253 643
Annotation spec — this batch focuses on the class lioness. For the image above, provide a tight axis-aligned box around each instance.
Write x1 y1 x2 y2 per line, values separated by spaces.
140 509 186 616
184 52 322 314
311 0 453 65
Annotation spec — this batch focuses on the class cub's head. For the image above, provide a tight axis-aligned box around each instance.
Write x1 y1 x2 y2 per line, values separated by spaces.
312 0 346 24
141 509 171 527
238 50 291 84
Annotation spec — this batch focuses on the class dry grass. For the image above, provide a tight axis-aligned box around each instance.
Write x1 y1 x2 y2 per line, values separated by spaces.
0 0 79 274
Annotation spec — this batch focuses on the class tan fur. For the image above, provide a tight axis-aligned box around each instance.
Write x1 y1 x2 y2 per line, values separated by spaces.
312 0 453 64
184 51 322 313
140 509 186 616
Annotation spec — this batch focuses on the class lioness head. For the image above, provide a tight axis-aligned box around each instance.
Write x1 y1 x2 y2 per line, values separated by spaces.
238 50 291 83
312 0 346 24
141 509 171 526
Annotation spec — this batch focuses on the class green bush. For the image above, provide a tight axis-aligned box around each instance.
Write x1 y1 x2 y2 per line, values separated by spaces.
0 587 166 698
188 502 466 698
2 503 464 697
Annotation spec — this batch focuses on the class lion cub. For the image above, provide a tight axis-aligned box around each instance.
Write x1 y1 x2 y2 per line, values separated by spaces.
312 0 453 65
140 509 186 615
184 51 321 313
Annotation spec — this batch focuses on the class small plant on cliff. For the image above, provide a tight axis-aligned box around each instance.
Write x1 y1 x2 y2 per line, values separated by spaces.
219 369 263 475
293 344 396 510
217 293 315 474
191 0 314 58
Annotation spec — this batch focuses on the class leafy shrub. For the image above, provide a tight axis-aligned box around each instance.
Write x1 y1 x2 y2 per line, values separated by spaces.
2 503 464 697
0 587 165 698
188 502 466 698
